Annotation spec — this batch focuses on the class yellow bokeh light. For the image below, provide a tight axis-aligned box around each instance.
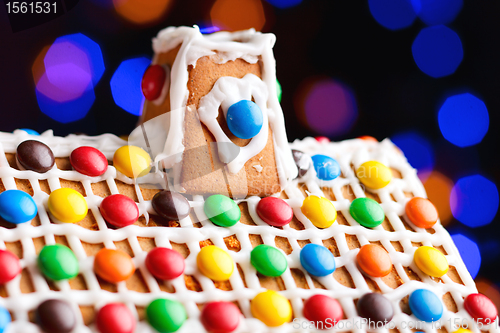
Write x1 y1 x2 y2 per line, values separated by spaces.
211 0 266 31
113 0 173 25
422 171 454 226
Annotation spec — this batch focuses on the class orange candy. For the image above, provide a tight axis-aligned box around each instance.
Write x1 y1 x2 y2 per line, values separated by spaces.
357 244 392 277
405 197 439 229
358 135 378 142
94 248 135 283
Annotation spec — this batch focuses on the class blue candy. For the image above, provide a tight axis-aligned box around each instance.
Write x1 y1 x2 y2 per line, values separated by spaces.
311 155 341 181
409 289 443 322
226 100 263 139
300 243 336 276
19 128 40 136
0 306 11 333
0 190 37 224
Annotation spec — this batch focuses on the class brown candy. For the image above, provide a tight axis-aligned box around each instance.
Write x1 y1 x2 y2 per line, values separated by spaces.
292 149 311 178
357 293 394 327
16 140 55 173
152 190 190 221
36 299 76 333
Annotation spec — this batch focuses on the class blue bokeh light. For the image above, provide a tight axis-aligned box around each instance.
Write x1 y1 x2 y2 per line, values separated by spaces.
368 0 418 30
265 0 302 9
450 175 499 228
415 0 463 26
36 85 96 123
438 93 489 147
451 234 481 279
412 25 463 78
392 131 434 176
110 57 150 116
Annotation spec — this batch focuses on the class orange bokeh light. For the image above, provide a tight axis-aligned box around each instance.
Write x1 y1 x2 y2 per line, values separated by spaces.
422 171 454 226
113 0 173 25
211 0 266 31
476 279 500 310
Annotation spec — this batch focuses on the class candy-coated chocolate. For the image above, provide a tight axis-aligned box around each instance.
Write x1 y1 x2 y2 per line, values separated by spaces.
356 160 392 189
311 154 341 181
405 197 439 229
300 243 336 277
453 329 472 333
301 195 337 228
0 189 37 224
349 197 385 228
145 247 185 280
48 188 88 223
226 100 263 139
357 293 394 326
36 299 76 333
0 306 11 333
70 146 108 177
146 298 187 333
464 293 498 325
251 290 292 327
201 301 241 333
152 191 190 221
357 244 392 277
204 194 240 227
358 135 378 142
100 194 139 228
19 128 40 136
16 140 55 173
303 295 343 328
96 303 136 333
142 64 167 101
113 145 151 178
408 289 443 322
276 79 282 103
38 244 79 281
94 248 135 283
315 136 330 143
292 149 312 178
414 246 449 277
197 245 234 281
0 249 21 284
250 244 287 277
256 197 293 227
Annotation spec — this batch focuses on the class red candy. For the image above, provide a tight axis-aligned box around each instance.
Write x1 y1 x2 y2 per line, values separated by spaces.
256 197 293 227
315 136 330 143
70 146 108 177
201 301 241 333
464 293 498 325
96 303 136 333
100 194 139 228
145 247 185 280
141 64 166 101
0 249 21 284
303 294 343 329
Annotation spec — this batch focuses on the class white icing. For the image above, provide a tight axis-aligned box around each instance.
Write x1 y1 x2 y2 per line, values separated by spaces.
0 130 493 333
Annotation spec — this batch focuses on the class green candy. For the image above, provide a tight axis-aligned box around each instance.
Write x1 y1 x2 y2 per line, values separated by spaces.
276 79 282 102
146 298 187 333
204 194 241 227
349 197 385 228
37 244 79 281
250 244 287 277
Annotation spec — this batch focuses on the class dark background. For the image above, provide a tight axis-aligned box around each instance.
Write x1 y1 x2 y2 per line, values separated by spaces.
1 0 499 302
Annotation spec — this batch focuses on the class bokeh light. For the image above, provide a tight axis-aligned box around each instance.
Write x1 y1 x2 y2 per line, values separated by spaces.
110 57 150 116
112 0 173 25
368 0 418 30
295 77 358 137
265 0 302 9
392 131 434 177
32 34 104 123
211 0 266 31
411 25 463 78
476 279 500 311
415 0 463 26
451 233 481 279
438 93 489 147
450 175 499 228
422 171 453 226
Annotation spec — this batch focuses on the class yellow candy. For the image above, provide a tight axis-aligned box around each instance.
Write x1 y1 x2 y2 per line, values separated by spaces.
48 188 88 223
414 246 449 277
113 146 151 178
197 245 234 281
251 290 292 327
356 161 392 189
301 195 337 228
454 329 472 333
